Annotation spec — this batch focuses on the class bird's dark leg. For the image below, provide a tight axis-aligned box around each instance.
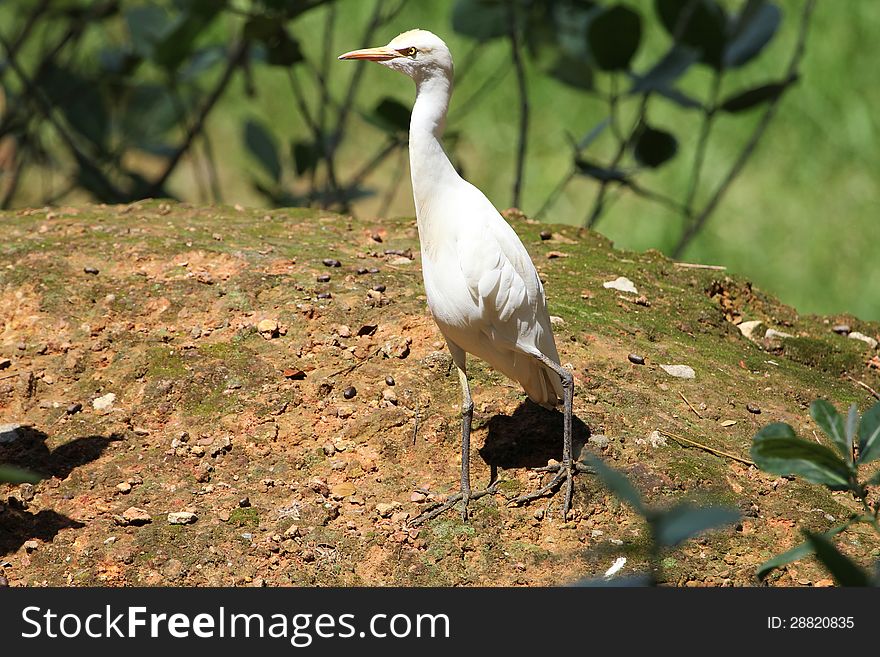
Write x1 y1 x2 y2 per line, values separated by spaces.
457 365 474 520
410 353 497 527
511 354 591 520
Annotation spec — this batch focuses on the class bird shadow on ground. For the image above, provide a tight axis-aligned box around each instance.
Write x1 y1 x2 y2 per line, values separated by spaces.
0 426 119 556
479 400 590 470
0 425 120 480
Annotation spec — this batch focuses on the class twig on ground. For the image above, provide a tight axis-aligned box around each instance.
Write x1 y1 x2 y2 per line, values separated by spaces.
679 392 703 418
660 429 754 466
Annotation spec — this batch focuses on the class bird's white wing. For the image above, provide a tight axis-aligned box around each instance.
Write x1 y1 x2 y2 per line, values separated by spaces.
454 183 558 360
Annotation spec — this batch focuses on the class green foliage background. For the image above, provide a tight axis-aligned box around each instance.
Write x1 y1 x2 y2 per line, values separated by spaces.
1 0 878 320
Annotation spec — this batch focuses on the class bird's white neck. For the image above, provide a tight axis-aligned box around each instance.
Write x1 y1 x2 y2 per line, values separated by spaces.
409 74 458 226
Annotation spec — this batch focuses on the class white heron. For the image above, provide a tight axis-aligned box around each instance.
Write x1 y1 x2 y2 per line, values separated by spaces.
339 29 585 523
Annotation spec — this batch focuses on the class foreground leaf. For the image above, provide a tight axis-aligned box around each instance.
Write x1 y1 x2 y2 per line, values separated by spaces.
0 465 41 485
651 503 739 547
580 454 645 516
757 524 848 579
810 399 849 459
751 423 853 490
858 401 880 463
804 531 870 587
633 125 677 168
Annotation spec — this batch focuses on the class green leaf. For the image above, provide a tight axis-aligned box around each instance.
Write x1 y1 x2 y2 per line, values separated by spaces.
651 504 739 547
291 140 318 176
724 0 781 68
0 464 41 485
719 79 794 113
37 64 108 148
124 5 171 59
452 0 509 41
630 45 699 94
153 1 223 71
245 17 303 67
858 401 880 464
244 120 281 183
547 53 595 91
810 399 849 459
576 118 609 151
633 125 677 168
751 422 854 490
655 0 728 70
370 98 411 135
757 524 848 579
587 4 641 71
580 454 645 516
804 530 870 587
845 403 858 464
574 158 628 183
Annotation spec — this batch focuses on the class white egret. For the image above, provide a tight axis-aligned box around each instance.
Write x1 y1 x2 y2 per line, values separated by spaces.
339 30 584 523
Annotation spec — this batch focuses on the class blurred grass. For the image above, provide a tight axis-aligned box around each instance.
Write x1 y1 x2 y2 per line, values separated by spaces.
6 1 879 320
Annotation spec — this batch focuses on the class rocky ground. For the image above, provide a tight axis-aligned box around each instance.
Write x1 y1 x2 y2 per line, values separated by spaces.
1 200 878 587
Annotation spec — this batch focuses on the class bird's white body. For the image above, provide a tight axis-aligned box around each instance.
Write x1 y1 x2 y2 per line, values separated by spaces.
393 30 564 407
339 29 576 521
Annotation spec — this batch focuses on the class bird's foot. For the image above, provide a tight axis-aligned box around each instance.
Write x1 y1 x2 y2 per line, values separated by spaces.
409 482 498 527
509 461 594 520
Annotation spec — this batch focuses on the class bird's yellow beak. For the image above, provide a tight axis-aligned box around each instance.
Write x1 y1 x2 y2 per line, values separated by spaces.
337 46 399 62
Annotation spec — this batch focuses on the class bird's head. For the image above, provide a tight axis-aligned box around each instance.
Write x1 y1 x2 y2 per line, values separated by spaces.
338 29 453 83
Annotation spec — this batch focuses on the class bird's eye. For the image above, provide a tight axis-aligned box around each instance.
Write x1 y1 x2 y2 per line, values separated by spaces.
402 47 417 58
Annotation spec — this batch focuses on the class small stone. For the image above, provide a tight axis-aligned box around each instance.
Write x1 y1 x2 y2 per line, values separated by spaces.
322 442 337 456
322 258 341 268
238 497 251 508
720 420 737 427
195 463 213 482
316 274 331 283
385 375 395 386
83 266 99 275
533 509 545 520
284 524 300 538
258 319 280 338
832 324 851 335
337 325 351 338
647 430 667 447
356 267 369 275
603 276 638 295
410 491 427 503
765 328 793 340
330 482 356 499
167 511 198 525
0 423 21 444
19 483 35 501
316 292 332 300
371 232 383 243
116 482 132 494
372 284 386 293
375 503 395 518
746 403 761 414
849 331 878 349
190 326 202 340
66 402 82 415
628 354 645 365
92 392 116 411
122 507 152 526
382 389 398 404
0 358 10 370
0 576 7 587
588 434 609 449
659 364 695 379
343 386 357 400
283 368 306 380
23 539 39 552
539 230 552 241
337 406 353 419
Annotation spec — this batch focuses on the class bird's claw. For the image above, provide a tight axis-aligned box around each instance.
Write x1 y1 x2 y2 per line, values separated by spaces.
509 461 592 520
409 481 498 527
